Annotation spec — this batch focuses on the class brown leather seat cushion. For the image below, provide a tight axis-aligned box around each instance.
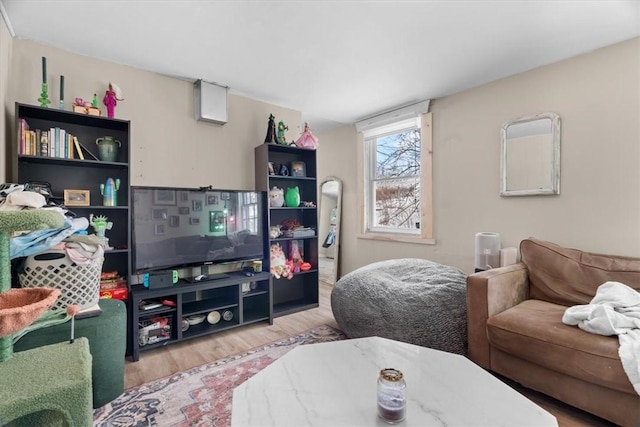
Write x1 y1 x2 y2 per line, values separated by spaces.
487 299 635 394
520 238 640 306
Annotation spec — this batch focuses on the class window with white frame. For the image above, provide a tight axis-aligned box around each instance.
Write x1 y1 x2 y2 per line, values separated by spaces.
357 102 433 242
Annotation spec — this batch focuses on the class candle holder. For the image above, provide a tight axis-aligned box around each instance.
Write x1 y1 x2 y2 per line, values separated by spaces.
38 82 51 108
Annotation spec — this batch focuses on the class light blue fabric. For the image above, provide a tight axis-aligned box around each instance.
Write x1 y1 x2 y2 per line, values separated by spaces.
10 217 89 259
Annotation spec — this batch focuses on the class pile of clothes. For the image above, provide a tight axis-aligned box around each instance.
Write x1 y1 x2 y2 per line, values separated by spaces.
1 184 103 264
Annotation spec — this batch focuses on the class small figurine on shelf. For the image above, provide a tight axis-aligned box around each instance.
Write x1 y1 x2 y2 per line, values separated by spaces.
295 122 319 149
100 177 120 206
92 93 99 108
103 82 124 118
276 121 289 144
90 213 113 249
264 114 277 143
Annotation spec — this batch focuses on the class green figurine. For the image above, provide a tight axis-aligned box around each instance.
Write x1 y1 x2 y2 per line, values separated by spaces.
276 121 288 144
89 213 113 249
92 93 98 108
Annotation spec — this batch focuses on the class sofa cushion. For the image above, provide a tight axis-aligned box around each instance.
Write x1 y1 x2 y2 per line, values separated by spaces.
521 238 640 306
487 299 635 394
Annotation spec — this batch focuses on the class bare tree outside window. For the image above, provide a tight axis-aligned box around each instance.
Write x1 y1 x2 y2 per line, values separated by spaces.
368 128 421 232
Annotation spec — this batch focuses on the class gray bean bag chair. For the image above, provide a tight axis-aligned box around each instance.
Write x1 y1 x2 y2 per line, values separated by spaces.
331 258 467 355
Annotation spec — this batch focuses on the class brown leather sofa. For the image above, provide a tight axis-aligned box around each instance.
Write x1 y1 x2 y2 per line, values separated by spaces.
467 237 640 426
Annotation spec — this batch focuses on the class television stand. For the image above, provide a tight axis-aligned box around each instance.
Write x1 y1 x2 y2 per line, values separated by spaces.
130 271 273 361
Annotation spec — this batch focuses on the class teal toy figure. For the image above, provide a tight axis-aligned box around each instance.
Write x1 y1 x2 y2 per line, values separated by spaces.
276 121 289 144
285 186 300 207
100 177 120 206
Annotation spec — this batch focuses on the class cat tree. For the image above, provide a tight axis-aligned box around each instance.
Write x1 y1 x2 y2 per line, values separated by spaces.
0 210 93 425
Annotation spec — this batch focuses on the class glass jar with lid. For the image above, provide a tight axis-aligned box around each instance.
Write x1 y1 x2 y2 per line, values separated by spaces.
377 368 406 423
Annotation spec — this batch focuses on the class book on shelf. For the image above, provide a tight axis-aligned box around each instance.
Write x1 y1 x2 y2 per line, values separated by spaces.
73 136 84 160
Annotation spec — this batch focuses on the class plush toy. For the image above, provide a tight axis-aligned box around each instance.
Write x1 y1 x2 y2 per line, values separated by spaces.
269 186 284 207
270 243 293 280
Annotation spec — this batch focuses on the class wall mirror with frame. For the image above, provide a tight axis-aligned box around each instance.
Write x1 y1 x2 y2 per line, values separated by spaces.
501 112 561 196
318 177 342 285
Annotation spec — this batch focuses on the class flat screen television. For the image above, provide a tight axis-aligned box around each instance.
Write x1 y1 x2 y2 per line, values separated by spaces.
131 186 267 274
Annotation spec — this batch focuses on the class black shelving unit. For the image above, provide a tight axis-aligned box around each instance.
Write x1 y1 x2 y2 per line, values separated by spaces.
255 143 319 317
130 271 272 361
13 103 131 285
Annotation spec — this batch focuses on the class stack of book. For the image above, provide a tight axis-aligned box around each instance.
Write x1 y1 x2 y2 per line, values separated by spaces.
99 271 128 301
18 118 87 159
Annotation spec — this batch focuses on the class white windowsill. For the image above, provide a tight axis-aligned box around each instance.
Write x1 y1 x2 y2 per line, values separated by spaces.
357 233 436 245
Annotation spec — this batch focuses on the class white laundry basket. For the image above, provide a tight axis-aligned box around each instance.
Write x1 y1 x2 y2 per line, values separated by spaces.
19 250 102 310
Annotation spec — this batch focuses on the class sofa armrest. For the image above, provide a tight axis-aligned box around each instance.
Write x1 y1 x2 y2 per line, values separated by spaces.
466 263 530 369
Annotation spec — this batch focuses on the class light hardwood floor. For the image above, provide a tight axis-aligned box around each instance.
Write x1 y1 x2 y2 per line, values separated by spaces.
125 281 614 427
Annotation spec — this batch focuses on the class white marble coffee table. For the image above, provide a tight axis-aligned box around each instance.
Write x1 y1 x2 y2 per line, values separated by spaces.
232 336 558 426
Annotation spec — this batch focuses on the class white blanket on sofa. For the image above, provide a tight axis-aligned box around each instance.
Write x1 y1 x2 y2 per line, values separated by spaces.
562 281 640 396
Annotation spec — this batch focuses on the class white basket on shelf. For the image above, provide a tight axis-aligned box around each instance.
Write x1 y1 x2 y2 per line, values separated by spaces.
19 249 102 311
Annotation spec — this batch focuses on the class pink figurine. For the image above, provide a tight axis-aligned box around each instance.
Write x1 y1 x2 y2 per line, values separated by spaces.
103 82 123 118
295 122 319 149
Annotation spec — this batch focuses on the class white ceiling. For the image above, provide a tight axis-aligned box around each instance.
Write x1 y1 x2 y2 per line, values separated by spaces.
2 1 639 131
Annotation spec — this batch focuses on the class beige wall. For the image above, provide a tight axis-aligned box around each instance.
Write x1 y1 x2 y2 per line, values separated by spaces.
318 38 640 275
0 13 12 182
4 40 302 188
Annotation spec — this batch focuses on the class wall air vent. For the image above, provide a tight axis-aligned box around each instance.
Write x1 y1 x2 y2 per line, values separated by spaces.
194 79 228 125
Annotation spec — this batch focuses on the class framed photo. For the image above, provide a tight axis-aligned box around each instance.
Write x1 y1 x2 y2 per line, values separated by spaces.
153 189 176 205
189 217 200 225
169 216 180 227
209 211 225 233
220 192 230 200
63 189 90 206
179 191 189 202
192 199 203 212
206 194 219 205
290 161 306 177
152 208 168 220
178 206 190 215
154 223 165 235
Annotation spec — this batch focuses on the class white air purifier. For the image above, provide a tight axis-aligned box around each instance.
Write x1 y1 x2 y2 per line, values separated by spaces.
475 232 501 272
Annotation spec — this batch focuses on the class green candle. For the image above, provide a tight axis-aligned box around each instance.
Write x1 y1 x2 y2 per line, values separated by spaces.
42 57 46 84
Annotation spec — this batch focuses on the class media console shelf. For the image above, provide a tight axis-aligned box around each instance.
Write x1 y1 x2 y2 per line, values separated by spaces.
130 271 272 361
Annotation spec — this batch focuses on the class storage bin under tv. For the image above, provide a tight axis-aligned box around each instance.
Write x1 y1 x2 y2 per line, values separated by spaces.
130 271 272 361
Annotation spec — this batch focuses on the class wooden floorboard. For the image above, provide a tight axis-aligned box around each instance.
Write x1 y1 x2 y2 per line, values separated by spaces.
124 280 615 426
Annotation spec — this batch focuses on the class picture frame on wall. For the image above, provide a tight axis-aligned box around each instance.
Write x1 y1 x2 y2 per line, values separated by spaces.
206 194 219 205
209 211 225 233
179 191 189 202
178 206 190 215
153 189 176 205
290 161 306 177
63 189 90 206
189 217 200 225
169 216 180 227
152 208 168 220
154 223 166 235
192 199 203 212
220 192 230 200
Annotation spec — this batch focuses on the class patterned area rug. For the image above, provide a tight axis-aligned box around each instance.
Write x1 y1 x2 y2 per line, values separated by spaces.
93 325 346 427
